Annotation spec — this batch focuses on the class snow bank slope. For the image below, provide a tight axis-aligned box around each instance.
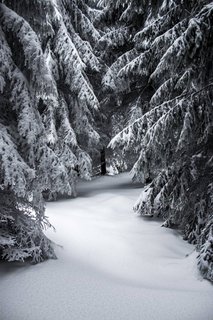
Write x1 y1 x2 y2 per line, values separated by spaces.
0 173 213 320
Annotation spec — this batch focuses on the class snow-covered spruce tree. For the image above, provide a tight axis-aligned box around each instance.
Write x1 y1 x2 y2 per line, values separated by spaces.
0 5 56 262
93 0 149 172
96 0 174 172
0 0 101 262
109 1 213 281
4 0 103 191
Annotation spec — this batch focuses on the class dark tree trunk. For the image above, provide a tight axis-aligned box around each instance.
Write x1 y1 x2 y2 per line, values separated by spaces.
100 147 107 175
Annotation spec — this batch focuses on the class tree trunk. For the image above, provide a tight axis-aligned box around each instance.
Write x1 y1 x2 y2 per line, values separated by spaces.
100 147 107 175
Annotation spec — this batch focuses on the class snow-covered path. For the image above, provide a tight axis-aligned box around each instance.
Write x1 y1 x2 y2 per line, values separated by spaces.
0 173 213 320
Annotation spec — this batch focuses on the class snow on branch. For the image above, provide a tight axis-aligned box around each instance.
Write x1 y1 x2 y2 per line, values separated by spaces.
102 48 138 89
134 3 182 50
85 5 103 22
0 124 35 197
98 26 131 50
109 100 178 152
116 50 151 89
150 4 213 84
0 3 54 94
54 22 100 111
73 34 101 72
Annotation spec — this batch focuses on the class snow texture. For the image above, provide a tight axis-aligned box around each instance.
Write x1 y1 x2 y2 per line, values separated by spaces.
0 173 213 320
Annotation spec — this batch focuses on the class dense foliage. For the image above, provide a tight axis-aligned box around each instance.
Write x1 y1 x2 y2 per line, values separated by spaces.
0 0 213 282
0 0 102 262
108 0 213 281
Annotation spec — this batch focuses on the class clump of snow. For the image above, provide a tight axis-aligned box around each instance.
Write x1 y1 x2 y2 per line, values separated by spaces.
0 173 213 320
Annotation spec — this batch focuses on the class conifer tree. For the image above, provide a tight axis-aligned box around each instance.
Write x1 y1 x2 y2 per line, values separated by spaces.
0 0 101 262
108 0 213 281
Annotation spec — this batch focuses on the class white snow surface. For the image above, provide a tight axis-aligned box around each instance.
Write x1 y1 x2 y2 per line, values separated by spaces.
0 173 213 320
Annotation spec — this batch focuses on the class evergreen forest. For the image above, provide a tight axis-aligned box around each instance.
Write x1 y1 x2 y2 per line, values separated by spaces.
0 0 213 285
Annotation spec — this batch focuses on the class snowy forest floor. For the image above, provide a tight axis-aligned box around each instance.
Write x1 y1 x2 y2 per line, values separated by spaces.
0 173 213 320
